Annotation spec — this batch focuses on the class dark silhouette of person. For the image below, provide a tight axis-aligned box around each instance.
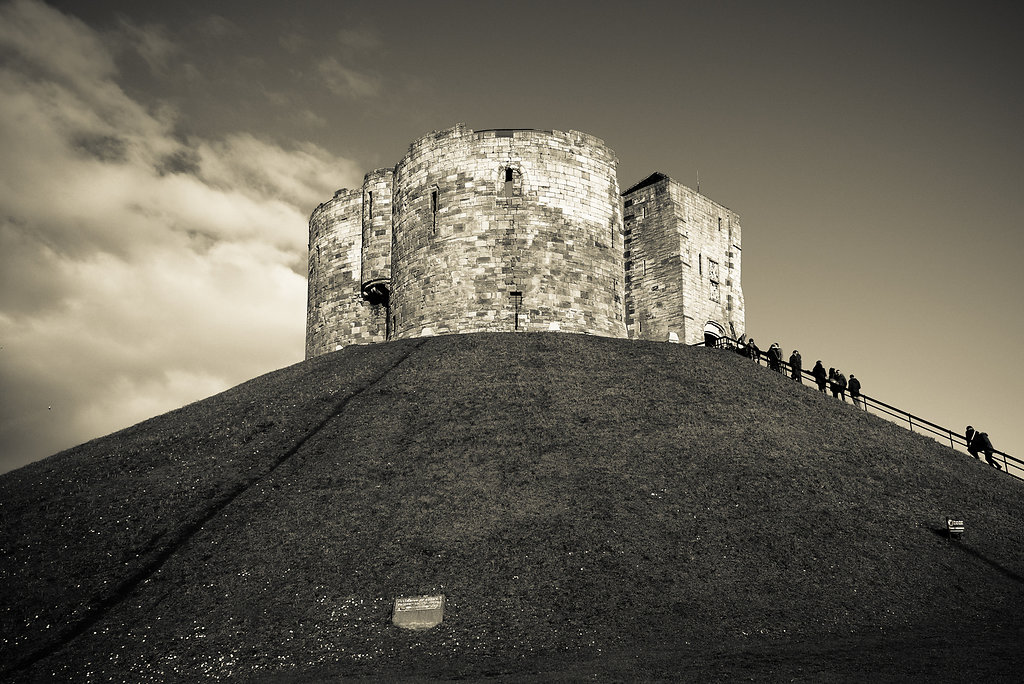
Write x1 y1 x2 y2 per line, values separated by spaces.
812 361 828 393
747 338 760 364
966 425 978 458
767 343 782 372
969 429 1001 470
828 367 838 397
979 432 1000 470
736 335 749 357
835 370 847 402
848 374 863 408
789 350 802 383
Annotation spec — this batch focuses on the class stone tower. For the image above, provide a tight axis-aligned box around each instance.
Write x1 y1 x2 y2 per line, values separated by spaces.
305 125 744 357
390 125 623 341
622 173 744 345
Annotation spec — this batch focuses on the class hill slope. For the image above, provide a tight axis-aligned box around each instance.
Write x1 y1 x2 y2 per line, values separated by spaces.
2 333 1022 682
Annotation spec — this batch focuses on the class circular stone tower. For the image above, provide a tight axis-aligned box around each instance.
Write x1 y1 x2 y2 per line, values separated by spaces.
390 124 625 338
306 188 386 357
360 168 393 308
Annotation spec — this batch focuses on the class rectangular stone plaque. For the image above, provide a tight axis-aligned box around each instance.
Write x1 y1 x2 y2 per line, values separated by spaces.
392 594 445 630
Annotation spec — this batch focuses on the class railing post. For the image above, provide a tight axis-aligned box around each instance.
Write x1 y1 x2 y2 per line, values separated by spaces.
908 415 913 433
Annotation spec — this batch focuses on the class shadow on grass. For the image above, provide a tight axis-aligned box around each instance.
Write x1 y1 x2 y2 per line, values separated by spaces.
2 339 428 679
929 528 1024 585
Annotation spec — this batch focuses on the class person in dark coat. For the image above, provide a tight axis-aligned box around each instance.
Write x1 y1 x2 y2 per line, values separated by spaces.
835 370 847 402
966 426 978 458
828 367 838 397
747 338 761 364
736 336 749 358
970 429 1001 469
812 361 828 393
848 374 863 408
789 350 803 383
767 343 782 372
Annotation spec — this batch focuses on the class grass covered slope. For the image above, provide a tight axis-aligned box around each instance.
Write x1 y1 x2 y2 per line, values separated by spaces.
3 333 1023 681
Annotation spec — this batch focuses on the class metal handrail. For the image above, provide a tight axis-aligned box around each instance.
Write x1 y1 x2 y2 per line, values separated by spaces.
695 335 1021 480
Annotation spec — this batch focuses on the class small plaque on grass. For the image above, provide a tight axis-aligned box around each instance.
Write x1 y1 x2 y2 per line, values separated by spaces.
392 594 445 630
946 518 965 538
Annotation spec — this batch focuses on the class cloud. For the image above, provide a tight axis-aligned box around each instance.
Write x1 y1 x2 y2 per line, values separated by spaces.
279 31 307 54
337 27 382 53
0 0 363 473
116 17 179 74
196 133 360 212
0 0 114 84
194 14 240 40
317 57 382 99
297 109 328 128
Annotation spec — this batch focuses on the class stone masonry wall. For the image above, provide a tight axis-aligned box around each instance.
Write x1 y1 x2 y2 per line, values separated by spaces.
361 168 393 293
623 175 744 344
390 125 625 339
623 176 684 342
306 189 386 357
305 126 744 356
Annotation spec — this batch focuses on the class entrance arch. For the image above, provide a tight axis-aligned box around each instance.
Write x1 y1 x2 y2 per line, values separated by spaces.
703 321 726 347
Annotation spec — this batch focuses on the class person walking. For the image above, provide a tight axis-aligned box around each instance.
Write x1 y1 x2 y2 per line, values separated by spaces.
966 425 979 458
970 429 1001 470
812 361 828 394
767 343 782 372
848 374 863 409
789 350 803 383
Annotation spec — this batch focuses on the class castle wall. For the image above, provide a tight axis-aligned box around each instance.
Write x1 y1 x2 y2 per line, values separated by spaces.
390 125 626 338
305 126 744 356
623 175 744 344
305 189 386 358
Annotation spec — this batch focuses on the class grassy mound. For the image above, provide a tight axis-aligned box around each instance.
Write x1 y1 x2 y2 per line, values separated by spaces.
2 333 1022 681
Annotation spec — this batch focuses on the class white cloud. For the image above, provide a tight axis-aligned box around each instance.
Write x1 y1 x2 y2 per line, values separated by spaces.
196 133 361 212
317 57 382 99
0 0 115 84
0 0 363 473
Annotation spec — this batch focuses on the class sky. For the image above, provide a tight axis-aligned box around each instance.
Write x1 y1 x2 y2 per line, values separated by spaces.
1 0 1021 474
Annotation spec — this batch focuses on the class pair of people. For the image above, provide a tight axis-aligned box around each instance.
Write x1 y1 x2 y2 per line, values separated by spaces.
966 426 1001 470
828 367 847 401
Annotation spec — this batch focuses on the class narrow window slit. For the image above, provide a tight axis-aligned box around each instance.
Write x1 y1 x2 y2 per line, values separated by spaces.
431 188 438 233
